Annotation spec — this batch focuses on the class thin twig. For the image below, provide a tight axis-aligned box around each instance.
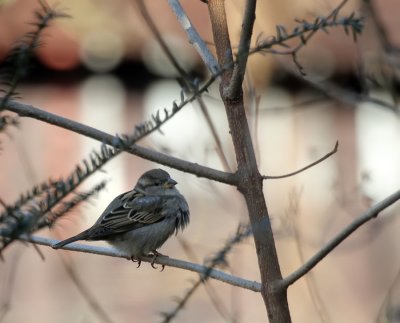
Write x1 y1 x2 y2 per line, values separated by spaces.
0 198 7 210
0 249 22 322
137 0 190 80
263 141 338 180
163 224 251 322
303 77 397 112
59 255 115 323
227 0 257 98
3 99 236 185
168 0 220 75
286 189 331 323
138 0 231 172
362 0 392 52
375 266 400 322
280 189 400 288
178 237 234 322
196 97 232 171
11 235 262 292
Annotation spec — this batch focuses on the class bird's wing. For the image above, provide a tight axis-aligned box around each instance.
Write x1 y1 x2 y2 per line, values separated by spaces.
86 190 168 239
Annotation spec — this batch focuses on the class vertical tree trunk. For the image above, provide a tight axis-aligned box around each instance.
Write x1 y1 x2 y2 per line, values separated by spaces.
207 0 292 321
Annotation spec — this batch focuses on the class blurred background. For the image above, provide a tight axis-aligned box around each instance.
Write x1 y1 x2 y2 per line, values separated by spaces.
0 0 399 322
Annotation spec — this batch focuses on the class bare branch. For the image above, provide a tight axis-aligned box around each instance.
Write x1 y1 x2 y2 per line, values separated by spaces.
12 235 262 292
177 237 233 321
302 77 397 112
163 223 252 322
168 0 220 76
227 0 257 98
208 0 234 83
138 0 189 80
197 98 233 172
263 141 338 180
2 99 236 185
138 0 231 172
208 0 292 320
280 189 400 289
58 255 115 323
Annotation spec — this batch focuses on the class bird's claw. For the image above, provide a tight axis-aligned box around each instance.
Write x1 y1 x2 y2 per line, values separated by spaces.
130 252 167 271
130 256 142 268
150 251 166 271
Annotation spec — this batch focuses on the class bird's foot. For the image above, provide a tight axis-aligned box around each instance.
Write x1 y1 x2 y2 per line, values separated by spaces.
150 251 167 271
130 256 142 268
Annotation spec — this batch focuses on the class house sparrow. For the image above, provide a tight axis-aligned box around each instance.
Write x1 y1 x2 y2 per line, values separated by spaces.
52 169 190 269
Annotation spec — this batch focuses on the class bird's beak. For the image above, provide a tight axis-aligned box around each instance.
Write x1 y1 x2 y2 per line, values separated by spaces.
163 178 177 188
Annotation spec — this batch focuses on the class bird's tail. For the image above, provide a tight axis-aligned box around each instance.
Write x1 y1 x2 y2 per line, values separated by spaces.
52 230 89 249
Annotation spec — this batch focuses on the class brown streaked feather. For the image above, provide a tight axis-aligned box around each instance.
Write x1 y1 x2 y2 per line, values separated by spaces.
52 169 190 251
84 190 178 240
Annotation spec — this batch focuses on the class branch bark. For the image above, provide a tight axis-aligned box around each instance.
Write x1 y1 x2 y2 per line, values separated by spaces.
227 0 257 98
263 141 338 180
280 189 400 288
14 235 262 292
208 0 292 321
168 0 220 76
3 99 236 185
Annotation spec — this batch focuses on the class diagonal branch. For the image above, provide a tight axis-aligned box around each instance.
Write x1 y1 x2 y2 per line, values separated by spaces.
11 234 262 292
162 223 252 322
58 254 115 323
280 189 400 289
177 237 233 321
168 0 220 75
138 0 190 80
3 99 236 185
227 0 257 98
263 141 338 180
138 0 232 172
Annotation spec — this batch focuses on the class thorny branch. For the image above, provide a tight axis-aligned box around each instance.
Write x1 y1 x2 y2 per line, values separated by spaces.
0 1 69 110
2 99 236 185
162 223 252 322
251 0 362 74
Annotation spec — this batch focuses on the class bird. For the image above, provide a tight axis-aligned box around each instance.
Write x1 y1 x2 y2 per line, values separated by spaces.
52 169 190 270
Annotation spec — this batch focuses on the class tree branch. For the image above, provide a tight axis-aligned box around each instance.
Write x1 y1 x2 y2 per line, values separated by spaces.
168 0 220 76
3 99 236 185
13 234 262 292
208 0 292 321
251 0 352 57
227 0 257 98
138 0 190 80
138 0 232 172
280 189 400 289
263 141 338 180
58 254 115 323
208 0 234 83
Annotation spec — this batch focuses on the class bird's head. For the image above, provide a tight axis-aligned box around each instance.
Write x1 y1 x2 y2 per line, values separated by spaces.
135 169 178 193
